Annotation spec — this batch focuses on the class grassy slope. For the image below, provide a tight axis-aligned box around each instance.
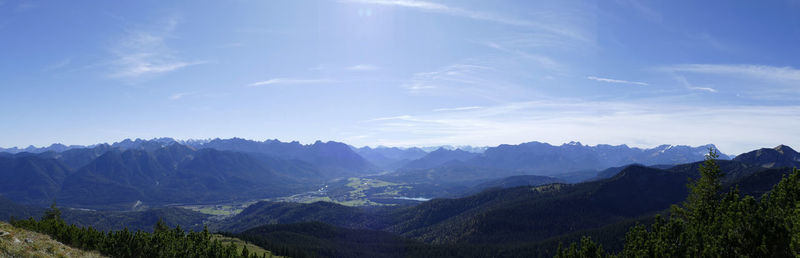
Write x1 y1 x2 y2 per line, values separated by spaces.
212 234 284 258
0 221 105 258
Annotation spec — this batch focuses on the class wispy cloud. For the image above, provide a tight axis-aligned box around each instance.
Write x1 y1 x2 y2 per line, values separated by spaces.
347 64 379 71
168 91 229 100
687 87 718 93
587 76 649 86
368 115 413 122
403 64 490 92
247 78 335 87
662 64 800 82
434 106 482 112
485 42 562 71
690 33 736 53
43 58 72 72
109 16 205 79
342 0 587 41
169 91 196 100
674 75 717 93
617 0 663 23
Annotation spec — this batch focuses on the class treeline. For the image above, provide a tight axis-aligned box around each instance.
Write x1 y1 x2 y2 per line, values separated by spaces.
557 150 800 257
10 206 270 258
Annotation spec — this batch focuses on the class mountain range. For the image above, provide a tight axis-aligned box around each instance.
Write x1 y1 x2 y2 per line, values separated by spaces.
0 142 797 257
0 137 746 209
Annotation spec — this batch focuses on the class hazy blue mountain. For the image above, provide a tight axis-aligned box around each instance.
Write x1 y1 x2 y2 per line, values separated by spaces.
732 145 800 169
476 142 728 174
0 155 70 205
404 142 731 178
0 143 89 154
0 137 180 154
419 145 488 153
58 148 172 207
399 148 479 171
110 137 180 151
192 138 376 178
34 144 113 170
354 146 427 170
0 137 184 155
384 142 725 185
0 143 320 209
55 145 315 208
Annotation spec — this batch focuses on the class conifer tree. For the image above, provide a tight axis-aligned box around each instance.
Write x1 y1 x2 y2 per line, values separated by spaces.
42 201 61 221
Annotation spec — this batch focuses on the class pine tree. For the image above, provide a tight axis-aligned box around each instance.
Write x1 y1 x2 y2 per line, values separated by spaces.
154 218 169 233
42 201 61 221
242 245 250 257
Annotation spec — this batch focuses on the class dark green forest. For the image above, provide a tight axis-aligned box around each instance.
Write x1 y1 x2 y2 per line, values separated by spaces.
557 150 800 257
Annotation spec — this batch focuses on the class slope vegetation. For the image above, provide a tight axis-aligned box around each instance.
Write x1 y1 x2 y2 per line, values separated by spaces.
0 221 105 258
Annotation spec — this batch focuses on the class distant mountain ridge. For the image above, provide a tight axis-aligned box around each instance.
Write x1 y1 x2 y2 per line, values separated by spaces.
354 146 427 170
0 142 321 208
0 137 182 154
399 148 479 171
473 141 732 173
2 137 377 179
419 145 488 153
0 143 92 154
733 145 800 169
193 138 376 178
390 142 734 182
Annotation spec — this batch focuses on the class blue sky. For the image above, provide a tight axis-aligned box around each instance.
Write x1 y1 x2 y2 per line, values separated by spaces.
1 0 799 154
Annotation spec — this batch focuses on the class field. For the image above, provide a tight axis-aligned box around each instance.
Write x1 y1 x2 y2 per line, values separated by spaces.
179 202 256 221
267 177 427 207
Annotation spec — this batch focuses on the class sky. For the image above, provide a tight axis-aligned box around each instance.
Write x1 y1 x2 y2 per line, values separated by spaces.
1 0 799 155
